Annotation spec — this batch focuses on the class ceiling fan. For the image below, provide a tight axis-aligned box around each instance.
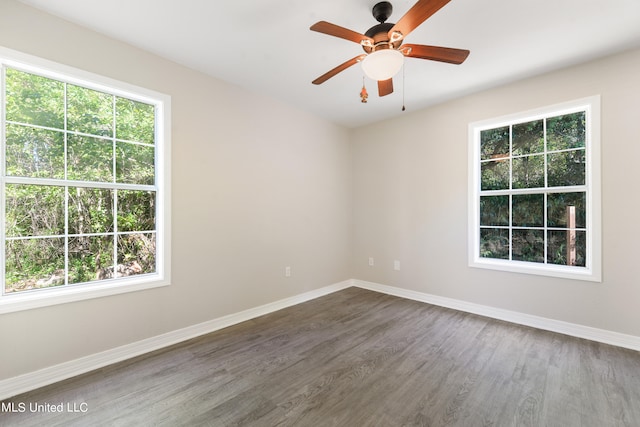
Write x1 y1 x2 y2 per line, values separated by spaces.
310 0 470 97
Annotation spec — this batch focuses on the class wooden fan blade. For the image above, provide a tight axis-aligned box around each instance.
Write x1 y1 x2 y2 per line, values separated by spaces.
403 44 469 64
378 79 394 97
312 55 366 85
310 21 374 45
388 0 451 40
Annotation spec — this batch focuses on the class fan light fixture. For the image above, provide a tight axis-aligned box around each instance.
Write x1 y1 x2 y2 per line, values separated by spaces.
310 0 470 97
361 49 404 81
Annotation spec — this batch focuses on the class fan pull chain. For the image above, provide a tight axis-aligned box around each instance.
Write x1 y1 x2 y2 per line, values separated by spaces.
402 63 406 111
360 77 369 103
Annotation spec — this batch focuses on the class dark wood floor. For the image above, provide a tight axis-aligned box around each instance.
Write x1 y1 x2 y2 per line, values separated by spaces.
2 287 640 426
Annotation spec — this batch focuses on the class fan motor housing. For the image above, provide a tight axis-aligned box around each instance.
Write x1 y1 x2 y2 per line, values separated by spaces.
363 2 403 54
363 22 402 54
365 22 394 38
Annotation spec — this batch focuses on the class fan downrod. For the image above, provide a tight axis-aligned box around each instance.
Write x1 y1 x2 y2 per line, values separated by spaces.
372 1 393 23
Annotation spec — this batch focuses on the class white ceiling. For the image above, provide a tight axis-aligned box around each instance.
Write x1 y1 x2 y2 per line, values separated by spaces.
18 0 640 128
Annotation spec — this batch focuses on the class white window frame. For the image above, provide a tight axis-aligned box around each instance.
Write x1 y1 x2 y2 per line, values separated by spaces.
468 96 601 282
0 47 171 313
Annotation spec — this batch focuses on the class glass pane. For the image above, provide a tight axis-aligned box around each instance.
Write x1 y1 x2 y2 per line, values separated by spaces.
116 142 155 185
116 98 155 144
480 228 509 259
512 120 543 155
69 235 114 284
547 192 586 229
480 126 509 160
512 193 544 227
547 150 585 187
68 187 114 234
117 233 156 276
67 84 113 137
5 184 65 237
480 195 509 226
5 124 64 179
547 112 585 151
481 159 510 190
548 230 586 267
5 237 65 293
117 190 156 232
5 68 64 129
512 229 544 263
67 134 113 182
513 154 544 189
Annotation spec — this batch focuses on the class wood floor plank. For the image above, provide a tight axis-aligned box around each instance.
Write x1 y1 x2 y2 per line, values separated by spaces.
2 287 640 426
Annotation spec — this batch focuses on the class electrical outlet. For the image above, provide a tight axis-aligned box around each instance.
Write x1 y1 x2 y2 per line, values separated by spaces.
394 260 400 271
368 257 374 266
285 266 291 277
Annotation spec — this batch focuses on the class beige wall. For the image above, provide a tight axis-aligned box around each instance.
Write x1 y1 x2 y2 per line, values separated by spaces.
352 47 640 337
0 1 352 380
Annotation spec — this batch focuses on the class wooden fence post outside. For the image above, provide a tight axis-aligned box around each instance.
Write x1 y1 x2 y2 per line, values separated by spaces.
566 206 576 266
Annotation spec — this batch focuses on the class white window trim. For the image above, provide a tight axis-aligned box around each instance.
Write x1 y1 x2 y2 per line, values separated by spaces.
468 96 601 282
0 46 171 313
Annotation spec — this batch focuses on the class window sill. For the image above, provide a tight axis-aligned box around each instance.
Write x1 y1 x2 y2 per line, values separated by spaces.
469 257 601 282
0 275 170 314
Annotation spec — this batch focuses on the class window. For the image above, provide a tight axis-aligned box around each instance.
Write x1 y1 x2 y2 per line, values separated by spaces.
468 96 601 281
1 47 171 313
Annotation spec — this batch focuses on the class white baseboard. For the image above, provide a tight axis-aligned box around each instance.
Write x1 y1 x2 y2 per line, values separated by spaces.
4 278 638 401
353 279 640 352
0 280 352 401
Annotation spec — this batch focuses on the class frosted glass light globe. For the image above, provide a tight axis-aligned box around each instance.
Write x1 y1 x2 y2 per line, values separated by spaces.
361 49 404 81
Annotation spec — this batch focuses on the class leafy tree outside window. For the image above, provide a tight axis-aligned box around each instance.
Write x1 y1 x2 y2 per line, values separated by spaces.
2 65 162 296
468 97 601 281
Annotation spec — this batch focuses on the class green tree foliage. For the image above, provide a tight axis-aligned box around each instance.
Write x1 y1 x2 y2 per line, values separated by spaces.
480 195 509 226
3 68 157 293
116 98 155 144
117 141 155 185
67 84 113 136
5 68 64 128
480 126 510 191
5 124 64 178
479 112 587 264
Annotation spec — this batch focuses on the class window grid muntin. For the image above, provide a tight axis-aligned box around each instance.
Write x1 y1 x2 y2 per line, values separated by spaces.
2 65 158 295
